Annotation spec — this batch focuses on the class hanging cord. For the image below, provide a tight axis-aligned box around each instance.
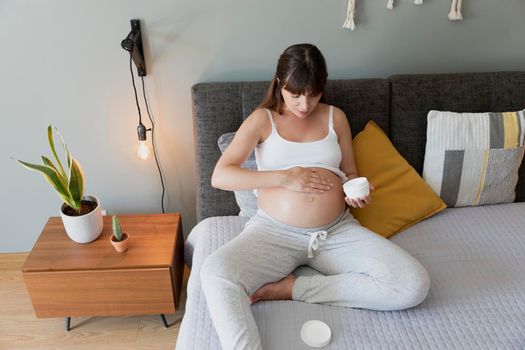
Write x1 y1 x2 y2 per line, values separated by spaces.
141 76 166 214
128 53 166 213
129 55 142 125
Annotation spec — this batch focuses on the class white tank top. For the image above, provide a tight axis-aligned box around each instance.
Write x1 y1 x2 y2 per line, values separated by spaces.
255 106 348 182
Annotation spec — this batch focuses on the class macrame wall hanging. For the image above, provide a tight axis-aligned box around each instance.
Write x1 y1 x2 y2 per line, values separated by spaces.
343 0 463 31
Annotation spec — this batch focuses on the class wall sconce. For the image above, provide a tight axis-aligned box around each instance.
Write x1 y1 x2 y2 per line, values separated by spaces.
121 19 151 161
121 19 166 212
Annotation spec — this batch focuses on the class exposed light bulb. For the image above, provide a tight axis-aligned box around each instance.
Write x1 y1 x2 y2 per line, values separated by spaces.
136 123 151 160
137 140 152 160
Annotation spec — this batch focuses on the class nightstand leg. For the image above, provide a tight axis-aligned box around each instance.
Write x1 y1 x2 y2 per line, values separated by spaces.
160 314 169 328
65 317 71 331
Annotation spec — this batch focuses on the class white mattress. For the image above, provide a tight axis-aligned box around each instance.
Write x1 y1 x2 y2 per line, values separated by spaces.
176 203 525 349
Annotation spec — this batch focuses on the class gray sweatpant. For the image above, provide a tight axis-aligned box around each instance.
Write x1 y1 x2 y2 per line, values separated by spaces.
200 209 431 350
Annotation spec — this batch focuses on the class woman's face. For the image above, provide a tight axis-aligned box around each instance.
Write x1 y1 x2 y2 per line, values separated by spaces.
281 88 322 119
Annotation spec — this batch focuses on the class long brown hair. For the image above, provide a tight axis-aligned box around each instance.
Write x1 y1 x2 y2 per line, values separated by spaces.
258 43 328 114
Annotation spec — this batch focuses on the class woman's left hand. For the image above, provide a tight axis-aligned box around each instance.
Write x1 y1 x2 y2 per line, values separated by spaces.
345 182 375 208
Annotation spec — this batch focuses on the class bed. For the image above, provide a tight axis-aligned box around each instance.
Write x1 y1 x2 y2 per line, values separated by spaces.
176 72 525 349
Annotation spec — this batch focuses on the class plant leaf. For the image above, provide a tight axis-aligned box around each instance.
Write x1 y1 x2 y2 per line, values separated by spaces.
41 156 58 173
65 144 72 171
112 216 122 241
68 158 84 208
41 155 69 189
47 125 67 179
15 159 77 210
56 127 72 171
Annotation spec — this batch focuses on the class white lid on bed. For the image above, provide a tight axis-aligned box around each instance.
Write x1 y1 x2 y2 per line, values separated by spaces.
300 320 332 348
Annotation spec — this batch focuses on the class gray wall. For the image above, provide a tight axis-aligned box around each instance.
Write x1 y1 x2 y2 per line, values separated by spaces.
1 0 524 253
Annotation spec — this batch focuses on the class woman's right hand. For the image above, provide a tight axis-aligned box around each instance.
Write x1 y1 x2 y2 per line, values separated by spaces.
281 167 334 193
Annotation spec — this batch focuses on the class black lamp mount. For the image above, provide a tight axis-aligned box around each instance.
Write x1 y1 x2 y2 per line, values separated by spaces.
121 19 146 76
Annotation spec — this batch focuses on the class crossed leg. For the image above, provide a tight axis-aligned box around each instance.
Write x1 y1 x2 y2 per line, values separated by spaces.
294 218 431 311
250 213 431 311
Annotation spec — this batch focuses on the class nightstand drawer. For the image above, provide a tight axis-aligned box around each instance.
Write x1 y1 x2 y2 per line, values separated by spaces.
23 267 176 317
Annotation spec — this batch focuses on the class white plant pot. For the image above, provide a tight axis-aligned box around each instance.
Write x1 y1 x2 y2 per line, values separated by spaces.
60 195 103 244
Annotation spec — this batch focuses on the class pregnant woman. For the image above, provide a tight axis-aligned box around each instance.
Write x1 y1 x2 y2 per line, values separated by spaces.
201 43 430 350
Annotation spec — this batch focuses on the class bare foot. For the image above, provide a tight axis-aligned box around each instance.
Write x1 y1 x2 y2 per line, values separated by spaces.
249 274 296 304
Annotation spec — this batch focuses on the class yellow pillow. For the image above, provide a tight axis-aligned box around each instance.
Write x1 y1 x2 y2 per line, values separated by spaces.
350 121 446 238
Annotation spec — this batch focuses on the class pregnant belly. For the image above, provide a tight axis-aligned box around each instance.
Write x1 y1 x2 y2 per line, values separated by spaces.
258 168 346 228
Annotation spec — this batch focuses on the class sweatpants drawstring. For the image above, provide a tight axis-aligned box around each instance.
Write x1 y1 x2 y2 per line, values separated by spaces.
308 230 328 258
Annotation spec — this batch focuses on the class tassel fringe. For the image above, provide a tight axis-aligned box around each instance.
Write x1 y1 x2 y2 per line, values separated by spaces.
448 0 463 20
342 0 356 31
414 0 423 5
387 0 394 10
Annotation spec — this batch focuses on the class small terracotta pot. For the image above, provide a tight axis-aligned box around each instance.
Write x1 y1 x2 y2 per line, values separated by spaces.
110 232 130 252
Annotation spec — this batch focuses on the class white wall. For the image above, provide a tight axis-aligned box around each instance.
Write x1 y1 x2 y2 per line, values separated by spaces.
1 0 524 252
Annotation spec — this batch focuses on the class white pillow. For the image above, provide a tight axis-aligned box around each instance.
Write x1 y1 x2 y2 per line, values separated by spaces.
217 132 258 217
423 110 525 207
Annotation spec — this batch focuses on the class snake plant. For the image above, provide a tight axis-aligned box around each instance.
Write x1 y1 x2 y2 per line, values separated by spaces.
112 216 123 241
14 125 85 214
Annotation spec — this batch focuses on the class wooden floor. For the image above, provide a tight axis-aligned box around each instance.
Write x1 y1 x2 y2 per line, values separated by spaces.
0 253 188 350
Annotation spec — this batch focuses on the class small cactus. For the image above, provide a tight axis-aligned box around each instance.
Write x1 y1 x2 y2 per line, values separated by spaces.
112 216 123 241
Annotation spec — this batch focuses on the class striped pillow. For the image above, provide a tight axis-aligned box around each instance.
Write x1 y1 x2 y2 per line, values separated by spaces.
423 110 525 207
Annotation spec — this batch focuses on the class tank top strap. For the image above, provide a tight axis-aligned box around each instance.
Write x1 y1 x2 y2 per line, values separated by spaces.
328 105 334 130
264 108 277 131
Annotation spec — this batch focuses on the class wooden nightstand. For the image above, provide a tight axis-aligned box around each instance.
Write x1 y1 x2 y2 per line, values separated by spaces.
21 213 184 330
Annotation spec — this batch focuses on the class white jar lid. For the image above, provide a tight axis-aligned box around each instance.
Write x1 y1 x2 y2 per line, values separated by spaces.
300 320 332 348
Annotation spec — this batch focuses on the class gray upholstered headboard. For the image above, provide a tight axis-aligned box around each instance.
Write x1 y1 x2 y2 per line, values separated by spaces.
192 72 525 222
